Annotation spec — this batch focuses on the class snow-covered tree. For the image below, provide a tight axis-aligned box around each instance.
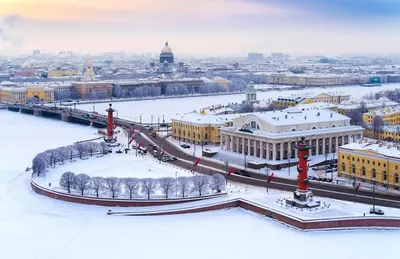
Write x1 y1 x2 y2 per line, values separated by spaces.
123 178 140 199
103 177 120 198
32 155 47 177
191 175 211 196
140 178 157 199
74 173 91 195
59 171 76 193
74 143 87 159
57 147 70 163
99 142 110 154
210 174 226 192
90 176 104 198
113 84 122 98
158 177 175 199
86 142 100 157
373 116 385 138
176 176 190 197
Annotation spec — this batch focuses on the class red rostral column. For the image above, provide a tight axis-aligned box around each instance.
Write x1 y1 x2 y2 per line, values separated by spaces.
296 136 310 191
105 104 116 143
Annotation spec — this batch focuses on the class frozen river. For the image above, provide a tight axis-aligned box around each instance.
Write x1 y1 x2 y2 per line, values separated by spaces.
1 111 400 259
77 84 400 123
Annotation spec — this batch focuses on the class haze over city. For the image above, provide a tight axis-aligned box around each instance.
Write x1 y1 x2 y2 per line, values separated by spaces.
1 0 400 56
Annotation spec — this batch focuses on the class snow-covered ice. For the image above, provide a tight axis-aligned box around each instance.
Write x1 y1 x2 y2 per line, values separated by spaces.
76 84 400 123
2 110 400 259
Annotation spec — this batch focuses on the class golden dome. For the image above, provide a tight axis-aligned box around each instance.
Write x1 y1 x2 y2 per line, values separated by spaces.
161 41 173 53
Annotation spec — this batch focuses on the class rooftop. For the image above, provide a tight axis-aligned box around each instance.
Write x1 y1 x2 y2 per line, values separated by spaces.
296 102 337 110
242 108 350 127
340 142 400 159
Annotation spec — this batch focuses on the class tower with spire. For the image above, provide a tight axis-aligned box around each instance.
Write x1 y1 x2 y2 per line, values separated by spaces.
83 57 95 81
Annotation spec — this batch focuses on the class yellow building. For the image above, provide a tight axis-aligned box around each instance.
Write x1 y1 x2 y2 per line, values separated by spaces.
0 87 26 103
338 141 400 190
171 112 233 145
0 85 54 103
48 69 77 77
363 127 400 142
273 96 304 107
214 77 230 88
305 93 351 105
363 107 400 125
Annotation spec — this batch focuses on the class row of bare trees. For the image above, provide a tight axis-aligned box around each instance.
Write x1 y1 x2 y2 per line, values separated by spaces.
32 142 110 177
59 173 226 199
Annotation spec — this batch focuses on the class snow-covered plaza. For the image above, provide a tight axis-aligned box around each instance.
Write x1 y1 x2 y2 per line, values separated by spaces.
2 109 400 259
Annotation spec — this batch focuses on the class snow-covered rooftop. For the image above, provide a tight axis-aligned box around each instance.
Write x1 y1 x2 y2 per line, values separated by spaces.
340 142 400 159
296 102 336 110
248 108 350 127
171 112 243 125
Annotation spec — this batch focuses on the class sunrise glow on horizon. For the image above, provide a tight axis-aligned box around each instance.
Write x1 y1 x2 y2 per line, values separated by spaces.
1 0 400 55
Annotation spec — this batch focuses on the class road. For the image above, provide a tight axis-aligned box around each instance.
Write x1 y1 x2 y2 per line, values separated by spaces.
7 104 400 209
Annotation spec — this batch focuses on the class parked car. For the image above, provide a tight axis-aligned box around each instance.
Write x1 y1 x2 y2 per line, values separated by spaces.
180 144 190 149
370 208 384 215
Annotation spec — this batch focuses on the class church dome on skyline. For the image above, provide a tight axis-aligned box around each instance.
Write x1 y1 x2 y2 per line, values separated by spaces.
161 41 173 53
160 41 174 64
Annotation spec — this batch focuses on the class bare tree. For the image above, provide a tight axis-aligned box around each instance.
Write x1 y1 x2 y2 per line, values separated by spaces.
32 155 47 177
99 142 110 154
103 177 120 198
59 172 76 193
74 143 87 159
123 178 140 199
210 174 226 192
348 109 363 126
57 147 70 163
372 116 385 138
90 176 104 197
158 177 175 199
75 173 91 195
45 149 57 166
176 176 190 197
191 175 211 196
86 142 100 157
140 178 157 199
66 145 77 161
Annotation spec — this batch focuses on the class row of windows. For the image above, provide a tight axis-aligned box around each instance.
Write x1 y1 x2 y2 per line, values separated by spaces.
342 155 399 169
344 163 400 183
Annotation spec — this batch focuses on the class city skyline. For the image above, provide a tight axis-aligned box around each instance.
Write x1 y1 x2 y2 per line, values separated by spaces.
1 0 400 56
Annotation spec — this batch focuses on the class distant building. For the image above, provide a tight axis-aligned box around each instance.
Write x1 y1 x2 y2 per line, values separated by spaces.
271 53 284 58
48 69 77 77
71 82 112 100
244 82 257 104
160 41 174 64
33 50 41 56
0 84 54 103
248 53 263 61
304 93 351 105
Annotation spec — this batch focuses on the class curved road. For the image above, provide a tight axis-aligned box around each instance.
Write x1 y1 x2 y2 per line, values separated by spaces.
115 119 400 209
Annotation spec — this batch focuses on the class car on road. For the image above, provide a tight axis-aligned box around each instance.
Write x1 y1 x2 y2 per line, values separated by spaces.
370 208 384 215
180 144 190 149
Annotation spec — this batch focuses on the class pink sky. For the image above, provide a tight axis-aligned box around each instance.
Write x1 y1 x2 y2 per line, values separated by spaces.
1 0 399 56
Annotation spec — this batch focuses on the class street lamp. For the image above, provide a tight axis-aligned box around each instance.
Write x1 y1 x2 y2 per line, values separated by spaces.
244 152 247 168
262 167 271 193
372 180 377 212
175 172 178 197
288 150 291 176
224 160 229 185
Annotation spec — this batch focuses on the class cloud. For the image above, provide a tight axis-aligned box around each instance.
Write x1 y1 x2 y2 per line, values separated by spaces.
3 14 22 27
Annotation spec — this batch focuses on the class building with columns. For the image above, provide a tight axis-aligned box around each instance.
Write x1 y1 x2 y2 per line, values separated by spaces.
219 107 364 168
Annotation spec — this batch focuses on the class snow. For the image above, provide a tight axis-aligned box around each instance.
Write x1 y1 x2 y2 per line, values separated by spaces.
76 84 400 123
340 142 400 158
34 152 195 194
2 110 400 259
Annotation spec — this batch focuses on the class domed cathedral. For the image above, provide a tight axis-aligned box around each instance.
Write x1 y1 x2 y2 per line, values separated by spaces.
160 41 174 64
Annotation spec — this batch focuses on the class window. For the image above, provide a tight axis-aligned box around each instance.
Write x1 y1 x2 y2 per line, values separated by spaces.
383 171 387 181
352 157 354 161
362 166 366 176
378 162 381 167
396 166 398 170
373 161 375 166
342 162 346 172
372 168 376 178
367 160 370 164
342 155 344 159
395 173 399 183
249 121 260 129
352 164 356 174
